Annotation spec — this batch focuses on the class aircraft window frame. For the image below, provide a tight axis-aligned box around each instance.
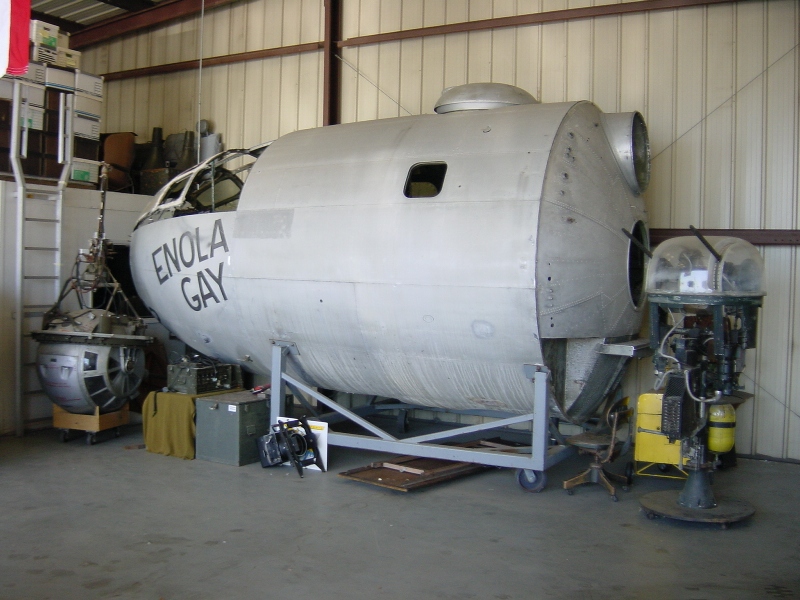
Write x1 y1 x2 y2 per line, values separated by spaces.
135 142 271 228
404 162 448 198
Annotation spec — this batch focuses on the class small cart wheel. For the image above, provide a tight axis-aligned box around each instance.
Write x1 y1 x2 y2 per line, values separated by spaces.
86 433 96 446
566 488 574 496
611 494 619 502
60 430 69 443
114 427 121 438
516 469 547 493
657 463 670 473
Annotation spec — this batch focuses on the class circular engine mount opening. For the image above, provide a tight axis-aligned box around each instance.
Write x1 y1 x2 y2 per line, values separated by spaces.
627 220 648 309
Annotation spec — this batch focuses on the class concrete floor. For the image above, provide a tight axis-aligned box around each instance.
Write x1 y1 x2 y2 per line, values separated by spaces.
1 425 799 600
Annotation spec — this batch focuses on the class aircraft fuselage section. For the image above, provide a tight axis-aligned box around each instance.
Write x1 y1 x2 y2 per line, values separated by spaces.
129 93 650 419
132 213 243 361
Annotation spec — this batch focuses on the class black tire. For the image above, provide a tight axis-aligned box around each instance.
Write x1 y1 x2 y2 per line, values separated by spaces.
60 430 69 443
86 433 96 446
657 463 670 473
516 469 547 493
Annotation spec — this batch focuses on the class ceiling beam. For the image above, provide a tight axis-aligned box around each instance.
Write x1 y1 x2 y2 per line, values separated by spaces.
73 0 739 51
71 0 240 49
102 42 322 81
31 10 83 34
338 0 735 49
95 0 157 12
650 229 800 247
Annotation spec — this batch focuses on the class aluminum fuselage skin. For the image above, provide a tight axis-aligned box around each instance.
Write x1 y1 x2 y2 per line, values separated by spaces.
130 100 647 414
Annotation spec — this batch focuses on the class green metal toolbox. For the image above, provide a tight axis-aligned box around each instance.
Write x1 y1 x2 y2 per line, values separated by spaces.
195 391 269 466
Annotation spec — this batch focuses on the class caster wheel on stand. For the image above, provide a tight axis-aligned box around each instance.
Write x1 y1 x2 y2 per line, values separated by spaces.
516 469 547 493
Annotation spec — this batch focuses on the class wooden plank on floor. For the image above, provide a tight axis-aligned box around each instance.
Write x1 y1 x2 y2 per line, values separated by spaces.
339 453 489 492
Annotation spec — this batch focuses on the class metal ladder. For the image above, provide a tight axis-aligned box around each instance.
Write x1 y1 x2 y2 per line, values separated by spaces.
11 79 73 435
18 187 65 429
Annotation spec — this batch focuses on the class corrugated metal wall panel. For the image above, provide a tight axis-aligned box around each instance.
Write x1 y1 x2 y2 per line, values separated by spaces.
81 1 324 148
701 4 734 229
673 8 705 227
790 254 800 461
752 247 794 458
403 3 422 116
566 12 592 102
376 1 404 119
79 0 799 458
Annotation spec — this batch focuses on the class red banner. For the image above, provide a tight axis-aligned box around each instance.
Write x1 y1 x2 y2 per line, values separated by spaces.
6 0 30 75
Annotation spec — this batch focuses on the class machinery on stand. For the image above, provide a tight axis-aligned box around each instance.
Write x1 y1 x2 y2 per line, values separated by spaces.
32 164 152 444
639 228 765 526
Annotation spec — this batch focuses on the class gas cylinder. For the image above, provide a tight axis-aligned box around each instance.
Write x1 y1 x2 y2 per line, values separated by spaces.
707 403 736 454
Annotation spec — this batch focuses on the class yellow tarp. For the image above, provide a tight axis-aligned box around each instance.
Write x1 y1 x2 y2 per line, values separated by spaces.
142 391 197 460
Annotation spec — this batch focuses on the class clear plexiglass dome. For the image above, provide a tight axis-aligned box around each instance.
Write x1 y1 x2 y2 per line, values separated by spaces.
646 236 765 296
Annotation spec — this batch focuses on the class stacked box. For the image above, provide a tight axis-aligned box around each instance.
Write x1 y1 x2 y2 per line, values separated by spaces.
75 71 103 99
73 113 100 140
0 80 45 106
56 49 81 69
19 105 44 131
31 45 57 65
30 20 58 49
18 62 46 85
30 20 59 66
44 65 75 91
70 160 100 183
74 93 101 119
196 391 269 466
0 26 104 185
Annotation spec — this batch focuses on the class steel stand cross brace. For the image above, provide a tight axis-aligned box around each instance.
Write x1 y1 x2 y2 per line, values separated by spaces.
269 343 571 471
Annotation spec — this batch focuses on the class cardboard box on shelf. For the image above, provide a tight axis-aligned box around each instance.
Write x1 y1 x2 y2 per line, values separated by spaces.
30 20 58 49
74 71 103 99
44 65 75 91
71 160 99 183
56 49 81 70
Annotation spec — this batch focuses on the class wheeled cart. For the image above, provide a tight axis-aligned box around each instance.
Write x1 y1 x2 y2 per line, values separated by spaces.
269 343 574 491
52 403 130 445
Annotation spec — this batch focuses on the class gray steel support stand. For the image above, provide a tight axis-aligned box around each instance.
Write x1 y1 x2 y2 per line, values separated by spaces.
270 343 289 427
268 344 571 471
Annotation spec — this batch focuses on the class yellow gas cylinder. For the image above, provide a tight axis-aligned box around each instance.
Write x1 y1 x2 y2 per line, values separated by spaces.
707 403 736 454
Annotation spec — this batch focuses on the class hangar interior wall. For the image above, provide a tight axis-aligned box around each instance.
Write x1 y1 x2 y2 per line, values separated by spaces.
69 0 800 460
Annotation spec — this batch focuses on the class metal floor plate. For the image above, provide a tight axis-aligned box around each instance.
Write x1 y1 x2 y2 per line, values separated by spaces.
640 490 756 527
